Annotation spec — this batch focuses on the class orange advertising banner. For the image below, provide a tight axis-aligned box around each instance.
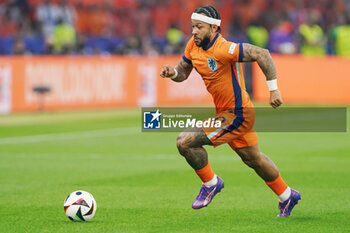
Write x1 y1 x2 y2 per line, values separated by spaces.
0 55 349 113
0 56 212 113
8 56 138 112
252 55 350 105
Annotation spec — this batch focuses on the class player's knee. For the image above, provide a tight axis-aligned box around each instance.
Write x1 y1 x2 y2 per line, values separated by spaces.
242 157 260 168
241 157 252 168
176 132 192 156
242 152 264 168
176 133 187 155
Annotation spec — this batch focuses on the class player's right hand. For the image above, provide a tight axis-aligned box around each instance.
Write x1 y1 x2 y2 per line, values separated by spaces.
160 65 175 78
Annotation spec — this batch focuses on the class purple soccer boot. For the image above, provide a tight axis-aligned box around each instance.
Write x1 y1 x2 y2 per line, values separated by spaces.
192 176 224 209
277 189 301 217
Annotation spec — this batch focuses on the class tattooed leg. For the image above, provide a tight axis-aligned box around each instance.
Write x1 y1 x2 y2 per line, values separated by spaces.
176 127 213 170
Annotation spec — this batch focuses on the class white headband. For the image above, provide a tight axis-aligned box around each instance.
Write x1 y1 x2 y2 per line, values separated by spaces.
191 13 221 26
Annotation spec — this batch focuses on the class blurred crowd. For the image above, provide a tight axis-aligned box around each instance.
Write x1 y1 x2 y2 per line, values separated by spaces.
0 0 350 56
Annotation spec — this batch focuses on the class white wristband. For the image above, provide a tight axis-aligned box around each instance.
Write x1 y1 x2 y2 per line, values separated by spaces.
267 79 278 91
170 68 178 80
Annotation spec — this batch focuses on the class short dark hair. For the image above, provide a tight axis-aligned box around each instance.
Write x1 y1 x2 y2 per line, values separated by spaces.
193 5 221 33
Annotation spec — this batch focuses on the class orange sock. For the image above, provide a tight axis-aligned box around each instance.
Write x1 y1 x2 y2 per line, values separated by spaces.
265 173 288 195
195 163 215 183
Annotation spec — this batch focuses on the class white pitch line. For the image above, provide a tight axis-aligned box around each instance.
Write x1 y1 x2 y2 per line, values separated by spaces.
0 127 140 145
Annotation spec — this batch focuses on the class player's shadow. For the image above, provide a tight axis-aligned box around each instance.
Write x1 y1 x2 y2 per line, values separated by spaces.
275 216 316 221
59 219 104 224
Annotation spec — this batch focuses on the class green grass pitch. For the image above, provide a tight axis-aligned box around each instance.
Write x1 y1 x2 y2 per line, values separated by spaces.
0 107 349 233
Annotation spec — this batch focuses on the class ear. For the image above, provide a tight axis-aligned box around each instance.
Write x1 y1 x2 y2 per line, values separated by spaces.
211 24 218 32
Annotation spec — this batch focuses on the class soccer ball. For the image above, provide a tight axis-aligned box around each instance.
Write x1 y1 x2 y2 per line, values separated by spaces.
63 190 97 222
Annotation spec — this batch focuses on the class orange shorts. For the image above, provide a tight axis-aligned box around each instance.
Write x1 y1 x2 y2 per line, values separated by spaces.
202 106 258 149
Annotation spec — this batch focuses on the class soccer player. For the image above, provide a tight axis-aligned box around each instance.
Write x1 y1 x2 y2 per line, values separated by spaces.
160 5 301 217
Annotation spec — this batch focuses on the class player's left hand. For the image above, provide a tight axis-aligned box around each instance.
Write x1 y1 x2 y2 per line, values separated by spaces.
269 89 283 109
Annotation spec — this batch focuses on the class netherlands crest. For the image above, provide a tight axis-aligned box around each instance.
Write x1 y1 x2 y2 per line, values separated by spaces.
207 57 217 71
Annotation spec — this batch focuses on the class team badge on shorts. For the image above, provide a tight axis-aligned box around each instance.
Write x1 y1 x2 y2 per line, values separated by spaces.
207 57 217 71
143 109 161 129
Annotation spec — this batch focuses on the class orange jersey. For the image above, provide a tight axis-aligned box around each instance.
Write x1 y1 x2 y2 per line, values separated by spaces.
183 33 251 113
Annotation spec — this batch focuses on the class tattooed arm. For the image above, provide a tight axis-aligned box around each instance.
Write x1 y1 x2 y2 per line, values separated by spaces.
160 59 193 82
242 43 283 108
242 43 277 80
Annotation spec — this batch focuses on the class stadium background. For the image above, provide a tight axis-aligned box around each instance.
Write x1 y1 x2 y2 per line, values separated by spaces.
0 1 350 233
0 0 350 113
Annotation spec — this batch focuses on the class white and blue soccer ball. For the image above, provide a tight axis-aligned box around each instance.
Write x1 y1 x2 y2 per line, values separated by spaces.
64 190 97 222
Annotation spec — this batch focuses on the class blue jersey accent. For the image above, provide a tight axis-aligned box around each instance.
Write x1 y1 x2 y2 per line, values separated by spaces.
215 64 244 139
182 55 192 65
238 43 244 62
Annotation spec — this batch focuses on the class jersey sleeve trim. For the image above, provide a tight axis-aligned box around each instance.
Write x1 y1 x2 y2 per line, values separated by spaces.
238 43 243 62
182 55 192 65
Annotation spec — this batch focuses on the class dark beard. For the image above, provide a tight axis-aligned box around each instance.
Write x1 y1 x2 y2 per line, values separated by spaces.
199 35 211 49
